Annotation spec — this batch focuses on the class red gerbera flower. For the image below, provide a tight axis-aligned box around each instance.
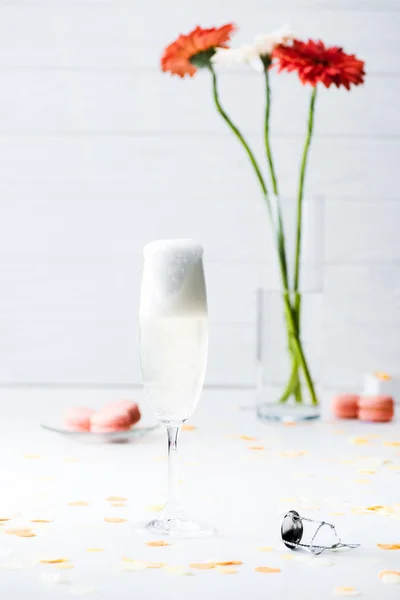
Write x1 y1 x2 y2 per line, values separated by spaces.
273 39 365 89
161 24 235 78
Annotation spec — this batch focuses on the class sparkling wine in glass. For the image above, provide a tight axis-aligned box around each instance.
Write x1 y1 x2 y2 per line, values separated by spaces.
138 239 215 537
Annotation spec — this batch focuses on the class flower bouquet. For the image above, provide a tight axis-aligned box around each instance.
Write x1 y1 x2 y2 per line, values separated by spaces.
161 24 365 415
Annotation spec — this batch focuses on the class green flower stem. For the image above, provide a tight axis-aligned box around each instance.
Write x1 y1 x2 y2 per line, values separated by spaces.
293 374 303 403
263 69 290 291
289 91 317 406
278 358 300 403
210 66 269 205
210 65 318 407
294 291 301 331
264 69 279 196
290 89 318 406
210 65 290 294
283 293 318 406
264 67 303 405
293 86 317 294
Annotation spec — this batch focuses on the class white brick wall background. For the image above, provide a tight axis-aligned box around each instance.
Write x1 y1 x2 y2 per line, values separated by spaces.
0 0 399 391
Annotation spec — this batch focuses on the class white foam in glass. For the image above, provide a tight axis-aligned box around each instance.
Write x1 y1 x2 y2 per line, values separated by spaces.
139 239 207 317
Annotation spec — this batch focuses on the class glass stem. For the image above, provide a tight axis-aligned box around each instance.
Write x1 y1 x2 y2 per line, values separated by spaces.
166 426 182 512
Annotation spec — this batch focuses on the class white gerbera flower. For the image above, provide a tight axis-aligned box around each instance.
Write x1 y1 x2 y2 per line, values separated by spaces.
212 45 259 67
211 25 293 71
254 25 294 57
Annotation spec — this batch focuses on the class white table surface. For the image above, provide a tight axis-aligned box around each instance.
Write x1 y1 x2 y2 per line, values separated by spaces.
0 388 399 599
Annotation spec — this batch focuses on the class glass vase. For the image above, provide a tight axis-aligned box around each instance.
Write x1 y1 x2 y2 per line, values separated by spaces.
256 196 324 423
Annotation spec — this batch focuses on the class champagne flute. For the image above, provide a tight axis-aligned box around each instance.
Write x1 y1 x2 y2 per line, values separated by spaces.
138 239 215 537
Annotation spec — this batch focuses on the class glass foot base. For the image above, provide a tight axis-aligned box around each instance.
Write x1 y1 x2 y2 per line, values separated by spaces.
137 516 216 539
257 402 320 423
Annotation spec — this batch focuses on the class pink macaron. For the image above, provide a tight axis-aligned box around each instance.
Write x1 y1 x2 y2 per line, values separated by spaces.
102 399 141 426
90 406 133 433
358 395 394 423
332 394 359 419
64 407 95 432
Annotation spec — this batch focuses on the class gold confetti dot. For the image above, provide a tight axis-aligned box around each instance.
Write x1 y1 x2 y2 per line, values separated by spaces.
255 566 281 574
330 512 345 517
145 540 169 547
215 561 243 566
351 508 372 515
333 586 361 596
39 558 69 564
15 532 37 538
248 445 265 451
181 424 196 431
68 501 90 507
0 517 11 522
258 547 273 552
111 503 126 508
216 566 237 574
86 548 104 553
164 565 193 575
378 570 400 583
104 518 127 524
6 527 33 536
375 371 391 380
23 454 42 459
30 519 53 523
106 496 127 502
145 504 165 512
281 554 295 560
189 563 215 570
146 562 166 569
358 469 376 475
56 563 74 570
239 435 257 441
355 479 371 485
383 441 400 447
377 543 400 550
350 437 370 445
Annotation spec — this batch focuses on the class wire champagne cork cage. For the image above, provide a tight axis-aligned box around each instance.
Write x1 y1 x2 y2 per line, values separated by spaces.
281 510 360 555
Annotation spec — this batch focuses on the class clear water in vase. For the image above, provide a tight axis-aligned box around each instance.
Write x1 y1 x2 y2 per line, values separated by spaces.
256 288 322 422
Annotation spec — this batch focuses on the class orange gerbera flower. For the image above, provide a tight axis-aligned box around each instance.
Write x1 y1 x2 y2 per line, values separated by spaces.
161 24 235 78
273 39 365 89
